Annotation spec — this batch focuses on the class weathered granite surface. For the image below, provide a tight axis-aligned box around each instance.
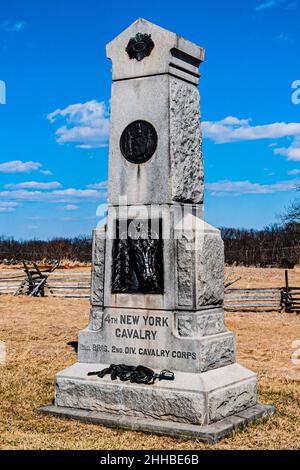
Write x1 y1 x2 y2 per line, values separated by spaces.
176 237 194 308
175 216 224 309
78 307 235 373
88 307 103 332
176 309 225 337
53 362 257 426
107 75 170 206
56 378 206 424
107 76 204 206
197 308 225 336
39 403 275 444
196 224 224 307
91 229 105 307
199 333 235 372
106 18 204 83
209 380 257 423
170 77 204 204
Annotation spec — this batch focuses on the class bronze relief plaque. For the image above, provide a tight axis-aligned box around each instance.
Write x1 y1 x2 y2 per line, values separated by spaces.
120 120 158 164
112 219 164 295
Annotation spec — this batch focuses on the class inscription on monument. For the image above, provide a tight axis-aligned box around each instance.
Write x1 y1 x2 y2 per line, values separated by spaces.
81 311 197 362
120 120 158 164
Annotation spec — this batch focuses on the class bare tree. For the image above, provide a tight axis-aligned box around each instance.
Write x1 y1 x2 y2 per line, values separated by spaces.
282 200 300 224
281 184 300 224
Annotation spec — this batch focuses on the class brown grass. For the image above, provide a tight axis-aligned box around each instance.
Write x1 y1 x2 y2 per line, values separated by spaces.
0 267 299 450
0 260 91 271
225 265 300 288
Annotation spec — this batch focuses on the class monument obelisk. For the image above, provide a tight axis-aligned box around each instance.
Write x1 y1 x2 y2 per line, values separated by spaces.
40 19 274 442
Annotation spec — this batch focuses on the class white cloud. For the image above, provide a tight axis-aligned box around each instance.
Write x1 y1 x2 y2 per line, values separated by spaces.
218 116 251 126
288 169 300 175
0 188 104 203
202 117 300 144
4 181 62 190
0 160 42 173
0 201 19 213
274 137 300 161
255 0 279 10
255 0 297 11
0 201 19 207
275 147 300 161
0 207 15 213
63 204 79 211
52 188 102 199
206 179 299 196
2 20 26 32
40 169 53 176
87 181 108 190
202 116 300 162
48 100 110 149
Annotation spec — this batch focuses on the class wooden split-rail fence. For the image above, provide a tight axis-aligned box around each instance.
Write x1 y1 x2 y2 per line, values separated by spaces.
280 270 300 314
0 270 91 299
0 268 299 313
224 270 300 313
224 288 282 312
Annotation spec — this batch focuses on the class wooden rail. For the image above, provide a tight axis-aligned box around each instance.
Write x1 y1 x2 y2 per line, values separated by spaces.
0 271 91 298
281 270 300 313
0 269 299 312
44 272 91 298
225 288 282 312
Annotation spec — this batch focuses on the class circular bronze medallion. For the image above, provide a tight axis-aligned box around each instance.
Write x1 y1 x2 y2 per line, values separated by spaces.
120 120 158 164
126 33 155 62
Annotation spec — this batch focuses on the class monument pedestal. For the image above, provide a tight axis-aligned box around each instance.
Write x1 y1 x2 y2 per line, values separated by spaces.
39 362 274 443
40 19 274 442
51 362 258 424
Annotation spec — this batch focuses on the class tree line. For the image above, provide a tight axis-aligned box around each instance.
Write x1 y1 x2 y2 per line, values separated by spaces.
221 223 300 267
0 223 299 267
0 236 93 264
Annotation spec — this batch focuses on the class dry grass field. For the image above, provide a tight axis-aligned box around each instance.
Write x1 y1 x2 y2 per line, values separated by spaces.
0 267 299 450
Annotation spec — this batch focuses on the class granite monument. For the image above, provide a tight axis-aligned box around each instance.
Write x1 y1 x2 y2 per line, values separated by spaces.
40 19 274 442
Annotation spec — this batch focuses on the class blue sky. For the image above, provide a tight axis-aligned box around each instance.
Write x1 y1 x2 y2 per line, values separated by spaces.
0 0 300 239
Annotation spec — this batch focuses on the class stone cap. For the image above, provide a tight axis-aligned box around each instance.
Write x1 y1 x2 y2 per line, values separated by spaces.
106 18 205 85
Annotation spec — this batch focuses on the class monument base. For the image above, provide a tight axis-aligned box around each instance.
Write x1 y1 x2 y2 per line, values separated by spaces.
38 362 274 442
38 404 274 444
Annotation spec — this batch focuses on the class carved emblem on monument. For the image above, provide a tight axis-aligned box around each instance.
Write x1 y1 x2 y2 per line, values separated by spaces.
126 33 154 61
120 120 158 164
112 220 164 294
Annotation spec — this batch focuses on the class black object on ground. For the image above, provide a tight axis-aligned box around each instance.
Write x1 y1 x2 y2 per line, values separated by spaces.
87 364 175 385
